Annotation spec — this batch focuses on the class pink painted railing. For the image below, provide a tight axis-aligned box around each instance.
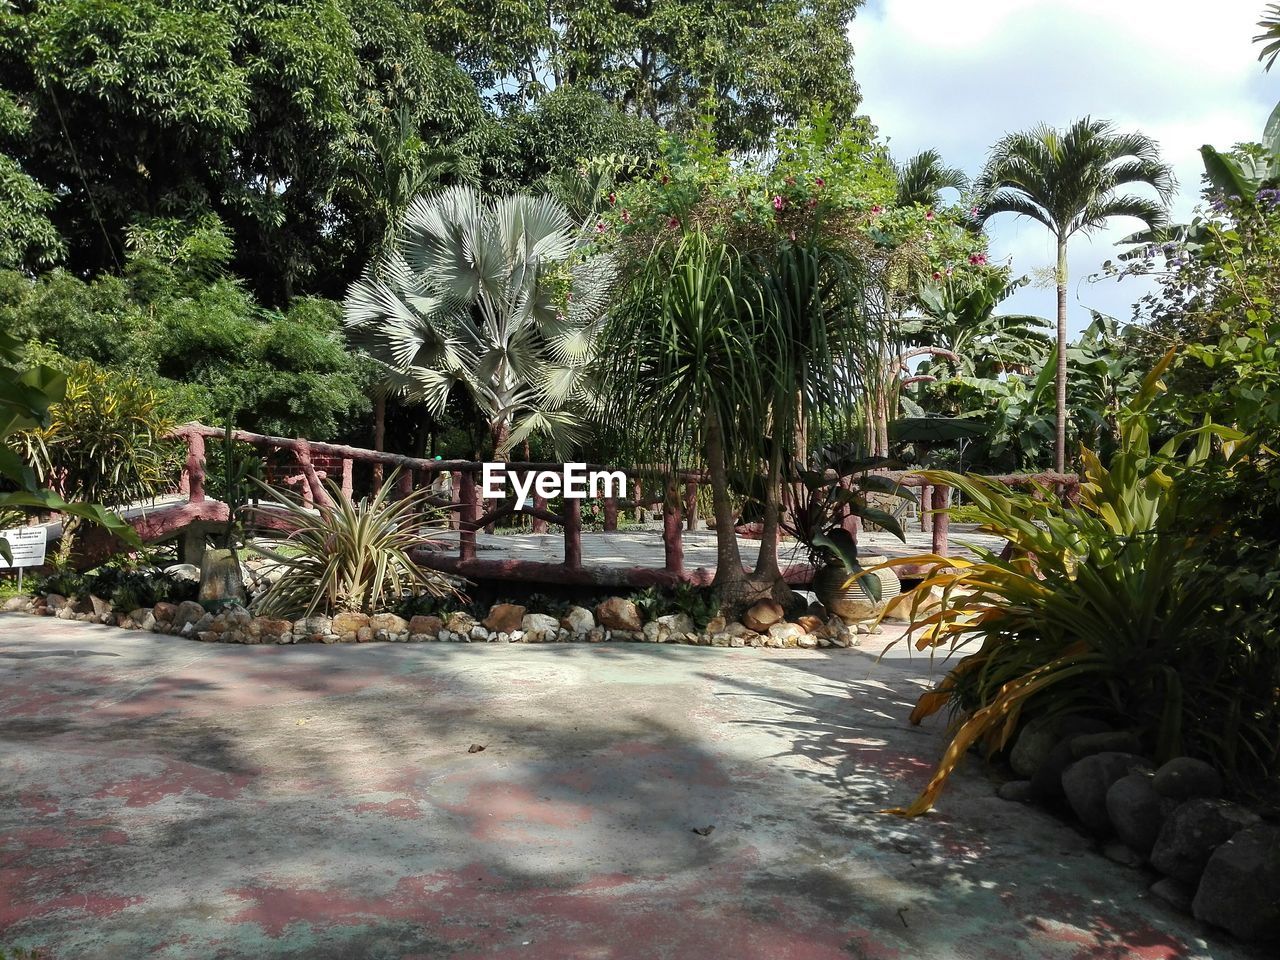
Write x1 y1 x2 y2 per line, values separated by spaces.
165 423 1080 587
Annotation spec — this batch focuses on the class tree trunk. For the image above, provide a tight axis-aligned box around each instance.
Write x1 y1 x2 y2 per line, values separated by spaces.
705 413 745 590
372 392 386 489
1055 238 1069 474
753 440 782 583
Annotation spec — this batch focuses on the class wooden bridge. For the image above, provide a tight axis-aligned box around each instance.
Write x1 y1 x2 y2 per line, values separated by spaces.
94 423 1076 588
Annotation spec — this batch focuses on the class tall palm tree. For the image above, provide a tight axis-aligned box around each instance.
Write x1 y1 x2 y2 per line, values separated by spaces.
344 186 612 459
895 149 969 208
976 118 1174 472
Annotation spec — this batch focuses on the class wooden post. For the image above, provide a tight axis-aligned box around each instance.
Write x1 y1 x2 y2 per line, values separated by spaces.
931 484 950 557
532 475 548 534
603 495 618 532
397 468 413 499
450 471 462 531
633 479 643 522
684 478 698 531
919 483 932 532
185 431 206 504
663 477 684 576
459 470 477 562
564 497 582 569
341 458 353 501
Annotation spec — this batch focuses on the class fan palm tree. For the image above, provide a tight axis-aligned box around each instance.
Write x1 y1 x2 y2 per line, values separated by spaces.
344 186 612 459
895 149 969 208
976 118 1174 472
1255 3 1280 71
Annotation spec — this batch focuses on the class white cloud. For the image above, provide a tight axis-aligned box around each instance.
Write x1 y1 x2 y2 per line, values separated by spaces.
852 0 1276 328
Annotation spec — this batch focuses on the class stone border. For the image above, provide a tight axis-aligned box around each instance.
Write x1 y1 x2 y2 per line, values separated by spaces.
2 594 881 650
997 718 1279 944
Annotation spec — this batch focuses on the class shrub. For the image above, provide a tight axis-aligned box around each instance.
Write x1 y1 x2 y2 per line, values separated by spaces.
251 470 460 618
12 350 180 508
883 356 1279 814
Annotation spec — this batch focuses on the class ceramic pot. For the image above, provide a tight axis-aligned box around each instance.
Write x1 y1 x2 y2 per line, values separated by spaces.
812 555 901 623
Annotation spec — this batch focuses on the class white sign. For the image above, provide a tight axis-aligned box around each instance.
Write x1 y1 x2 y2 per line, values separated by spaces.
480 463 627 501
0 527 48 569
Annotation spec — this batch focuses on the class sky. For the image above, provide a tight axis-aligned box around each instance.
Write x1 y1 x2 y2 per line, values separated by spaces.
850 0 1277 333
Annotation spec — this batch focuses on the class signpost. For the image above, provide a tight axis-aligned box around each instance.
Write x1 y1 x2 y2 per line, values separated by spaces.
0 527 48 593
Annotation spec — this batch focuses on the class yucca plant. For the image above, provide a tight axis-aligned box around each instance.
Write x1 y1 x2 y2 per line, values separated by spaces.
879 352 1265 815
250 470 459 619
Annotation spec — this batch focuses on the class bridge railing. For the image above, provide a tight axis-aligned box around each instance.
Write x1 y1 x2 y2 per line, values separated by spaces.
169 423 1080 586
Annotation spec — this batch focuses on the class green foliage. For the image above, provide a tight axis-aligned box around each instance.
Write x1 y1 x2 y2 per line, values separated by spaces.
251 470 459 618
344 185 610 457
884 359 1278 814
11 349 180 508
0 331 139 561
0 267 372 440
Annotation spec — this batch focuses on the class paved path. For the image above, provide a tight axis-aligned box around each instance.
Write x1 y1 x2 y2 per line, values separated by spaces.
0 616 1257 960
426 524 1007 571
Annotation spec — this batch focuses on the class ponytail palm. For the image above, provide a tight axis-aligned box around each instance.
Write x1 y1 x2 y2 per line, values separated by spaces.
343 186 612 458
977 118 1174 471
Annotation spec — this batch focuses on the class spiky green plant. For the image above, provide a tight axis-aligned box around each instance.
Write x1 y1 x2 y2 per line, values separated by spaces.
879 353 1272 815
250 470 459 618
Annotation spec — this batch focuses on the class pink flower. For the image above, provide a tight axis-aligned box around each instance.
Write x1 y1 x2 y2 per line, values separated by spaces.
806 197 817 209
815 177 825 188
772 195 786 211
789 230 796 241
968 253 988 266
925 209 936 221
666 216 680 229
870 204 883 216
595 221 606 233
621 209 632 223
932 271 942 280
607 192 617 206
970 206 980 218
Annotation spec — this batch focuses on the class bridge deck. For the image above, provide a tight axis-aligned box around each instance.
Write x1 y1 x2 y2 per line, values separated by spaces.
421 524 1005 577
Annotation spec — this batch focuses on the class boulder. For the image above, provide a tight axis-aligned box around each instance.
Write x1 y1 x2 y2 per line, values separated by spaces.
163 563 201 583
1010 716 1060 779
1152 757 1223 801
292 615 333 641
408 615 443 636
172 600 207 636
89 594 113 623
1061 752 1148 835
1028 718 1114 801
1148 878 1195 914
767 622 805 647
1105 771 1177 857
595 597 642 632
484 603 527 633
1150 799 1260 883
796 633 818 649
469 625 489 642
332 611 370 636
521 613 560 641
255 618 292 642
742 600 784 633
369 613 409 635
444 611 477 635
997 780 1033 803
560 606 595 634
704 615 728 634
654 612 694 642
2 595 31 613
1070 730 1143 760
151 601 177 625
1192 823 1280 942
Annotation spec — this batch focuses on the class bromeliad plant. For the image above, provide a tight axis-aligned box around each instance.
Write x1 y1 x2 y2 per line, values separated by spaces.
250 470 459 619
881 352 1264 815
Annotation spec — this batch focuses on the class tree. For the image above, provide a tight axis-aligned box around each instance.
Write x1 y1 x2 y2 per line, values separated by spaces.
894 149 968 208
343 185 611 458
976 117 1174 472
421 0 863 150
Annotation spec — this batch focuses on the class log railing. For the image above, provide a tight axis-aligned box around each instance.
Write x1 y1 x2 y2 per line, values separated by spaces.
168 423 1081 587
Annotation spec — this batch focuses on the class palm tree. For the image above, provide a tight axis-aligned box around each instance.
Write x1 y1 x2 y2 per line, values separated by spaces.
895 149 969 208
343 186 612 459
1255 3 1280 71
976 118 1174 472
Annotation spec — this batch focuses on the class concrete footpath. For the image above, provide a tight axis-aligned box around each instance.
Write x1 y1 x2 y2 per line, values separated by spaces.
0 614 1259 959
